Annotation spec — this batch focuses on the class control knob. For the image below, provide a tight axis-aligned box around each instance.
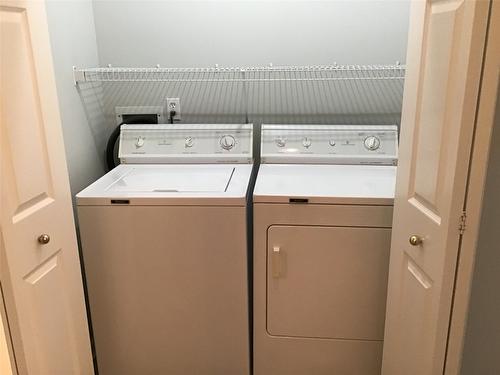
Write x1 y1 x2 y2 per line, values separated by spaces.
135 136 145 148
275 138 286 148
364 136 381 151
220 135 236 151
185 137 194 148
302 137 312 148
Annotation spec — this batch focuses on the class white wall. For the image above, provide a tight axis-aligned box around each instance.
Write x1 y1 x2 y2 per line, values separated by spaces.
90 1 410 128
44 0 411 189
92 0 410 67
46 0 105 197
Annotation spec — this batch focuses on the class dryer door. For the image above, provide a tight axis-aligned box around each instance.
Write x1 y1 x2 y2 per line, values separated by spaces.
267 225 391 341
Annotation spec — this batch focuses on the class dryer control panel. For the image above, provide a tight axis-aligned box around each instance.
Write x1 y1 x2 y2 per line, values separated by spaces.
119 124 253 164
261 124 398 165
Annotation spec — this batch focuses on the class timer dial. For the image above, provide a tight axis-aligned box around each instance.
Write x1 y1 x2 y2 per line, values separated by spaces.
220 135 236 151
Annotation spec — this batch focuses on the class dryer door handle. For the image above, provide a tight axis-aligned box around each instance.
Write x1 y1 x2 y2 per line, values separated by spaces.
272 246 281 278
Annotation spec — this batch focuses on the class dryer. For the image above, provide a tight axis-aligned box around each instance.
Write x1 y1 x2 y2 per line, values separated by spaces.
77 124 253 375
253 124 398 375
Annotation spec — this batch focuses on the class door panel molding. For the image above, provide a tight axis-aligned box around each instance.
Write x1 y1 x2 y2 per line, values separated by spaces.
382 0 490 374
445 0 500 372
0 1 93 373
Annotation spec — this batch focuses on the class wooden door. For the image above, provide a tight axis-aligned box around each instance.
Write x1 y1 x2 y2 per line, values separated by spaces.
0 0 94 374
382 1 490 374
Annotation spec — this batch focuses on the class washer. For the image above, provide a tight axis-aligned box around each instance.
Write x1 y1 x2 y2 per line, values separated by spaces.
77 124 253 375
253 124 398 375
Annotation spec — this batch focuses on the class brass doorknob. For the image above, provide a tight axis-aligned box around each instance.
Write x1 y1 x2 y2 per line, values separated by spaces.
409 235 423 246
37 234 50 245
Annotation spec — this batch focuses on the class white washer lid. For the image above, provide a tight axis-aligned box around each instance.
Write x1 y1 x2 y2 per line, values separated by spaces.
253 164 396 205
108 165 233 193
77 164 253 206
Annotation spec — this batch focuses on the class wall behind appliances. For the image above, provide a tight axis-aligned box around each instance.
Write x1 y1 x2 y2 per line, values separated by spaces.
89 0 410 127
46 0 105 197
92 0 410 67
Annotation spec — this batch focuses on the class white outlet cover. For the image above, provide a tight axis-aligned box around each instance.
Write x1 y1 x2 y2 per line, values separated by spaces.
166 98 181 121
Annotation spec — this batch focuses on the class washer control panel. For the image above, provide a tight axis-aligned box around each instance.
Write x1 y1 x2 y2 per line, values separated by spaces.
261 124 398 165
119 124 253 163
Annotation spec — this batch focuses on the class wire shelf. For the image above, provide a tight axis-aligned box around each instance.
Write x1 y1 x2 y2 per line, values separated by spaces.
75 63 406 134
73 64 406 84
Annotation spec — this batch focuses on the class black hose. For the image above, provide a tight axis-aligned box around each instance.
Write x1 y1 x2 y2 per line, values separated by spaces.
105 122 124 171
169 110 176 124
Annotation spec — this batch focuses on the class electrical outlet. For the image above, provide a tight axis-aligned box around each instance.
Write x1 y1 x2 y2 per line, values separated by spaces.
166 98 181 121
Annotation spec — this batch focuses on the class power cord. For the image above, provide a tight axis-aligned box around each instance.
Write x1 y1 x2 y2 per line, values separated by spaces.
169 110 176 124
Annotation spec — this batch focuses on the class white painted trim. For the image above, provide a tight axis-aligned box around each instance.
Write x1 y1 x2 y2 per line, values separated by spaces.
0 236 17 375
445 1 500 373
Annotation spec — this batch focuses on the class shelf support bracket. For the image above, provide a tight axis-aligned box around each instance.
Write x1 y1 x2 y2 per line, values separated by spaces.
72 66 85 86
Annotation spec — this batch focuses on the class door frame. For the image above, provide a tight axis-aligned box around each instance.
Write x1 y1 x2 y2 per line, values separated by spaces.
0 286 16 375
1 235 17 375
443 0 499 373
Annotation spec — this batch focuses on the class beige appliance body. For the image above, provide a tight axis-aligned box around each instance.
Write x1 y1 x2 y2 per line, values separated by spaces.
77 124 253 375
253 125 398 375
